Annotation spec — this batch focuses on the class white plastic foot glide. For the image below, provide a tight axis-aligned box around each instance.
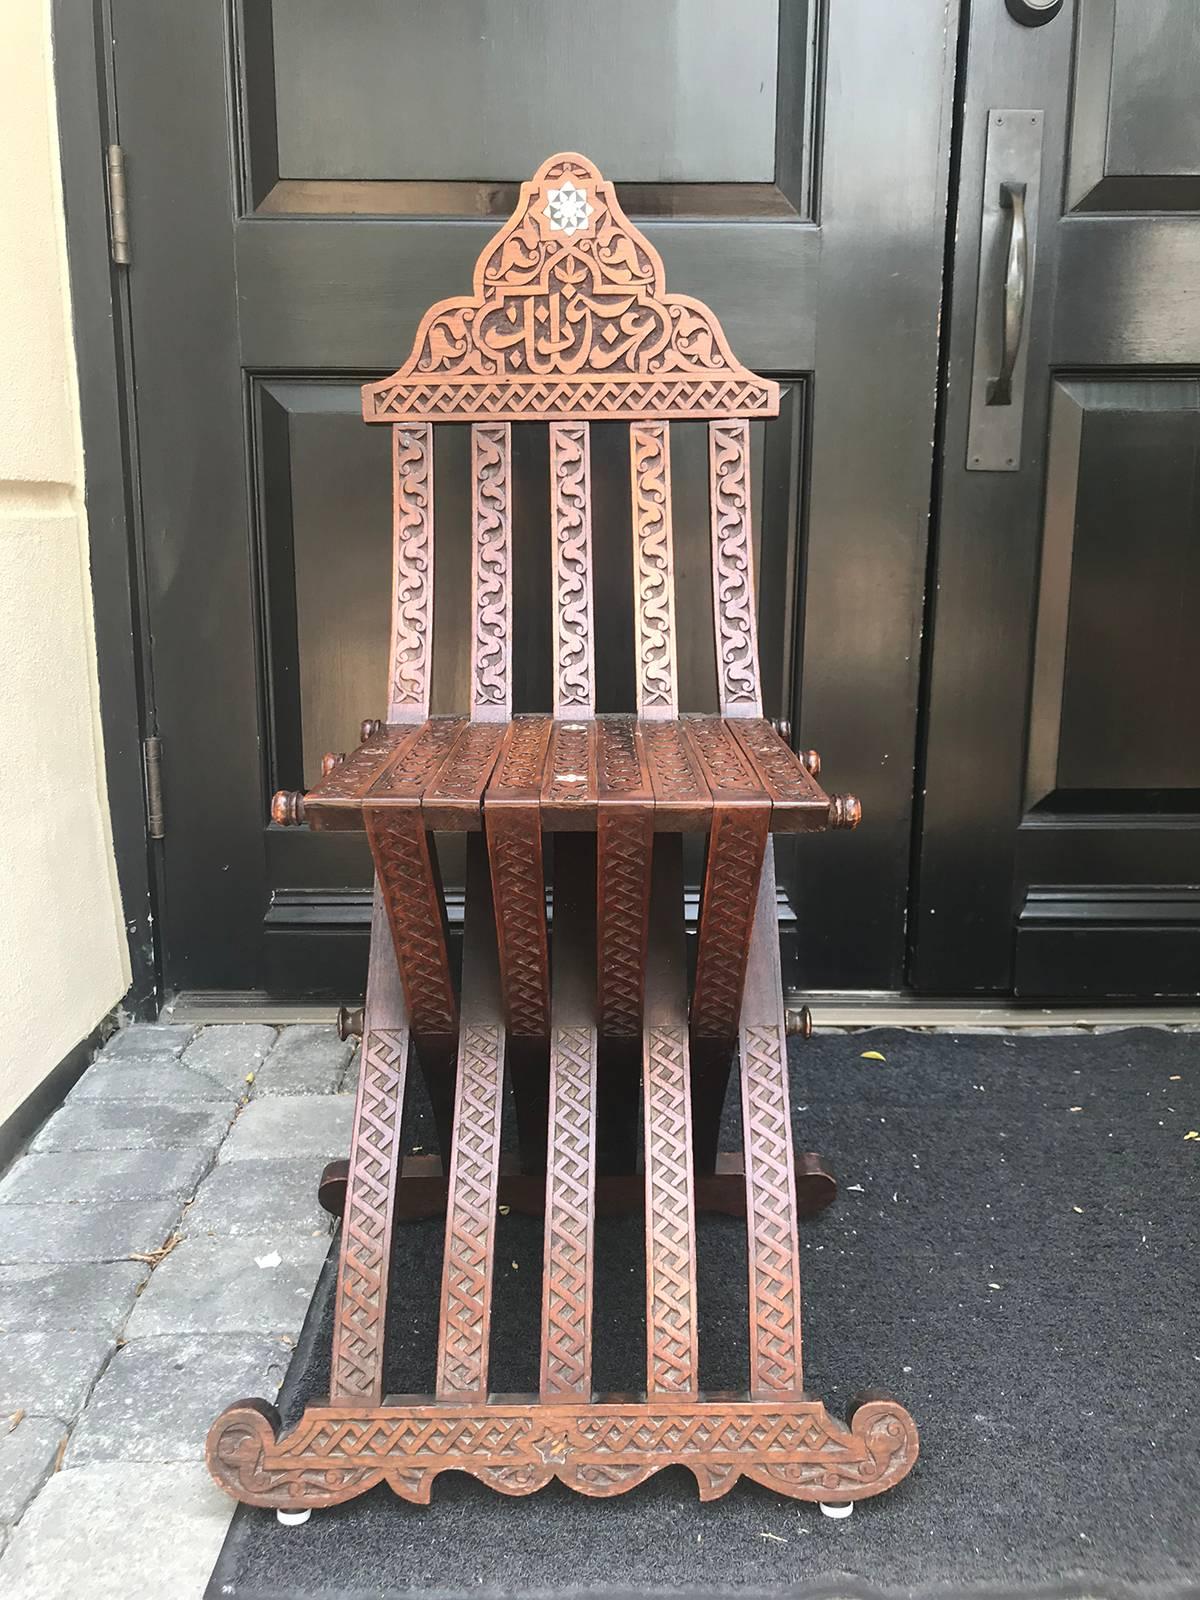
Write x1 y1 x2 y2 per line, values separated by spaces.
819 1500 854 1520
276 1508 311 1527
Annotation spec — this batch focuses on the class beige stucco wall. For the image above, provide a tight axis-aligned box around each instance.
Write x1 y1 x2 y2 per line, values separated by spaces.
0 2 129 1121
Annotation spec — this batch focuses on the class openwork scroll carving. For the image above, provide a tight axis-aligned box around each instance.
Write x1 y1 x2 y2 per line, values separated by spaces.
631 422 677 716
709 420 763 716
390 425 435 721
471 423 512 718
551 424 594 714
363 155 780 424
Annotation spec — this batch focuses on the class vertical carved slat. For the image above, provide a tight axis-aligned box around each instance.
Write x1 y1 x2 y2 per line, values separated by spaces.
485 716 553 1174
435 1024 504 1399
436 838 506 1400
642 838 698 1397
389 424 436 723
540 835 598 1400
550 422 595 717
739 846 804 1398
708 419 763 719
471 422 512 722
329 891 409 1402
630 421 677 719
595 717 654 1040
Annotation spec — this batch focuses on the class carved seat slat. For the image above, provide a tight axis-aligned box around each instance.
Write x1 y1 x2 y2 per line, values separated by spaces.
213 152 916 1517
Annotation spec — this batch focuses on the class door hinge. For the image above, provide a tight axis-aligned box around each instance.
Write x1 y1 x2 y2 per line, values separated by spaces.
143 736 165 839
107 144 130 265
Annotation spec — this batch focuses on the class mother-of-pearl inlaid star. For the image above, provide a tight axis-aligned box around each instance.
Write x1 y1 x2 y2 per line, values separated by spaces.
542 180 594 237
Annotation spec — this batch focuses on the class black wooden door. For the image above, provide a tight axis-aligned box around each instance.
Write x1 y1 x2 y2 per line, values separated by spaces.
915 0 1200 997
110 0 956 1002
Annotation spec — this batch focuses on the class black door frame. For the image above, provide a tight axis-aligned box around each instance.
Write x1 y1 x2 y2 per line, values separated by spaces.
53 0 159 1018
55 0 965 1012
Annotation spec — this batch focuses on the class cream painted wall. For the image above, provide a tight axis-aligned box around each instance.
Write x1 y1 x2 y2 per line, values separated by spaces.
0 2 129 1121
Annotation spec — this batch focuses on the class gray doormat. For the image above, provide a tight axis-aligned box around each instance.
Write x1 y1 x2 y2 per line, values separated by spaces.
206 1027 1200 1599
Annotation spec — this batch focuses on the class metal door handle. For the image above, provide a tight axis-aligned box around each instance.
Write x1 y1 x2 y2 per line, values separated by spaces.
987 182 1027 406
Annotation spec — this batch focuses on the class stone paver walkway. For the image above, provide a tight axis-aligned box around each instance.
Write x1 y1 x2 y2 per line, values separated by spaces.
0 1023 355 1599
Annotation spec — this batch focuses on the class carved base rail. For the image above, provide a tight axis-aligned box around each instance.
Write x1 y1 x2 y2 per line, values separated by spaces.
208 1393 917 1510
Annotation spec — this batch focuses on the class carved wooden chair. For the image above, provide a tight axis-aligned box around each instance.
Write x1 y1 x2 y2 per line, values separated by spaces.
207 154 918 1518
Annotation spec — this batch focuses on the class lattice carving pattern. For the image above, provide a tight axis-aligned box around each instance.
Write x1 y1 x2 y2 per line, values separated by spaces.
437 1026 504 1397
644 1027 697 1394
709 420 762 715
487 806 550 1037
471 423 512 716
551 424 594 713
630 422 677 715
366 810 457 1037
740 1024 803 1395
368 375 775 424
596 812 651 1038
330 1029 408 1400
542 1028 597 1397
208 1396 918 1508
390 426 435 718
691 811 769 1039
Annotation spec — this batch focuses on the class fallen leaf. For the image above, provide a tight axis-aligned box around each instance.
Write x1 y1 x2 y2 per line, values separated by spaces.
6 1410 25 1435
860 1051 886 1062
1185 1131 1199 1142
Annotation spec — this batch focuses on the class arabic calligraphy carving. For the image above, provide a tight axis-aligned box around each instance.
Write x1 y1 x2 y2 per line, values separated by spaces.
363 155 779 423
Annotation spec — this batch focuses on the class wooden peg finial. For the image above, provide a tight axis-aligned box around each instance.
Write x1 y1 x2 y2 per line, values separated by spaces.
271 790 305 827
829 794 861 830
799 749 821 776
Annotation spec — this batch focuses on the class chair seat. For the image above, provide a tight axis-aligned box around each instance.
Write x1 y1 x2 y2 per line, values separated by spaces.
289 713 835 835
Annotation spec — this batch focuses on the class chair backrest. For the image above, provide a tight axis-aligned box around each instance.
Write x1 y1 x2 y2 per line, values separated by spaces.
359 151 780 728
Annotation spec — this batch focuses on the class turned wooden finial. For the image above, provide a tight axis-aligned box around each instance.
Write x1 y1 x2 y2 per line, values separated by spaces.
799 749 821 776
829 793 862 830
360 718 384 743
321 752 347 777
785 1005 813 1040
271 790 306 827
770 718 792 745
336 1005 364 1042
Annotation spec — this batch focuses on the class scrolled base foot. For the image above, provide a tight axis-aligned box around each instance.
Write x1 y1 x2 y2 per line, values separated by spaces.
207 1393 918 1512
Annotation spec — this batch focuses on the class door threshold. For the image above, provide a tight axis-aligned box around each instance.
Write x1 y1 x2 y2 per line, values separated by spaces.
788 991 1200 1030
166 988 1200 1031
